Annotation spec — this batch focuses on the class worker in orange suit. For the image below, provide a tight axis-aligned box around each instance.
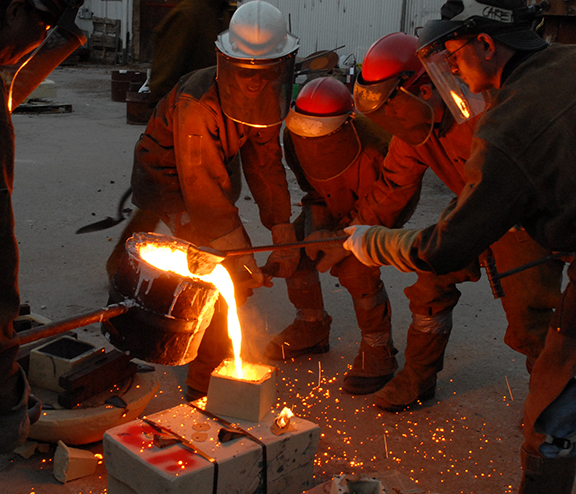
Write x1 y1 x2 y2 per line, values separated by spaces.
0 0 87 453
130 0 300 400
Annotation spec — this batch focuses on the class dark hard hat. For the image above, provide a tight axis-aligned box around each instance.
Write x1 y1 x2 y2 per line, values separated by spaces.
417 0 547 54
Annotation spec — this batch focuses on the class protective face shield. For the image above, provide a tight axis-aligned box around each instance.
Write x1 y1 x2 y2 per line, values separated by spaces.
417 37 488 125
215 0 299 127
216 51 296 127
354 73 434 147
289 117 361 181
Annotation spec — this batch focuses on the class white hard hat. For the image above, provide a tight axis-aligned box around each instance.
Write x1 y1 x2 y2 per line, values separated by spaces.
216 0 299 59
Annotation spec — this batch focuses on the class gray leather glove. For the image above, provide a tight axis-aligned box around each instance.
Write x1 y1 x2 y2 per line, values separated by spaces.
211 226 264 289
304 229 350 273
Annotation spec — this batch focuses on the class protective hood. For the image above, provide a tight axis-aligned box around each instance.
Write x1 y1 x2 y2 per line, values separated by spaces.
289 118 361 181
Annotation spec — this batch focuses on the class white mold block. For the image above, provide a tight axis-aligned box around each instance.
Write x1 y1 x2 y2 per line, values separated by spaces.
104 404 321 494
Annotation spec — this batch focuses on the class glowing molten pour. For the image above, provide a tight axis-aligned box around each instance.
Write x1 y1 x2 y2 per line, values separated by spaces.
138 243 245 379
450 90 470 119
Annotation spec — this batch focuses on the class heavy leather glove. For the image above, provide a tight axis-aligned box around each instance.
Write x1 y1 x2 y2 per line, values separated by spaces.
267 223 300 278
343 225 421 272
342 225 379 267
211 226 264 289
304 229 350 273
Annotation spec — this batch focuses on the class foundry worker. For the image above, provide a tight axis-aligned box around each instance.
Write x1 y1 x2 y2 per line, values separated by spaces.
265 76 421 396
339 0 576 491
106 0 238 279
0 0 87 453
130 0 300 401
342 32 561 414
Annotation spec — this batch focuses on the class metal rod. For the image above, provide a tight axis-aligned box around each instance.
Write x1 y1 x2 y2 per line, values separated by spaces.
224 235 348 256
18 303 131 345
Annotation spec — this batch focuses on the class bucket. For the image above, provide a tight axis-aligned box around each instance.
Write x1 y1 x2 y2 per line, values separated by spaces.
126 88 156 125
111 70 147 102
103 233 220 366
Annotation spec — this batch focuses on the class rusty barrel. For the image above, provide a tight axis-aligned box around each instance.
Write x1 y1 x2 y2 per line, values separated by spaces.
111 70 147 102
104 232 220 366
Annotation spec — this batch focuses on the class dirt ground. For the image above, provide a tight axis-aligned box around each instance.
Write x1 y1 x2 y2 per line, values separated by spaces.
0 65 569 494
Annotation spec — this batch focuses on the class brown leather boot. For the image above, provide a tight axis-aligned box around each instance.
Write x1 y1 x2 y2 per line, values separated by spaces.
264 316 332 360
375 313 451 412
342 296 398 395
519 447 576 493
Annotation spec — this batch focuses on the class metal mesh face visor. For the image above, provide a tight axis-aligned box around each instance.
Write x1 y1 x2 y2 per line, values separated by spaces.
418 45 487 125
216 51 296 127
355 77 434 147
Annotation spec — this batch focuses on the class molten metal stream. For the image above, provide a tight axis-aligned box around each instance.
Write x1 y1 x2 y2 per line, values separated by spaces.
138 243 245 379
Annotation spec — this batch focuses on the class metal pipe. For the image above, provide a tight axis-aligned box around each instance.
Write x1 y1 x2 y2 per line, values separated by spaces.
18 303 131 345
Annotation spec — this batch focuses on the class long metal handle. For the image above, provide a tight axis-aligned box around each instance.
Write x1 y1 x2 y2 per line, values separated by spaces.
224 235 348 256
17 303 131 345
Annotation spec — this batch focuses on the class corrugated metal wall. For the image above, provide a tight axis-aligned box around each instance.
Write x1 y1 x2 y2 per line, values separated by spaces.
402 0 444 36
257 0 403 63
241 0 445 63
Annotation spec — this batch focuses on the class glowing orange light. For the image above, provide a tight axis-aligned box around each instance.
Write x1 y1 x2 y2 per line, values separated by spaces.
450 90 470 119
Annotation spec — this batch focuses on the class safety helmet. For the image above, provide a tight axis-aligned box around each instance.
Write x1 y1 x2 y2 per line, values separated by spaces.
286 77 361 181
353 33 435 146
414 0 542 126
216 0 299 60
417 0 547 54
286 77 354 138
360 33 426 90
215 0 299 127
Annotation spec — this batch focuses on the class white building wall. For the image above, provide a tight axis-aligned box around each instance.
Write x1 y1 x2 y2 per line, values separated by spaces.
75 0 133 50
241 0 445 64
254 0 402 64
402 0 444 36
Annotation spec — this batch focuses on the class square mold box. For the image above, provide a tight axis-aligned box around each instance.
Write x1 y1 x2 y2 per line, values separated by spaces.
206 361 276 422
28 335 104 392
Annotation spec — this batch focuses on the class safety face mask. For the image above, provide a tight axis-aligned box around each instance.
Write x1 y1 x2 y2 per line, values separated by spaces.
418 44 488 125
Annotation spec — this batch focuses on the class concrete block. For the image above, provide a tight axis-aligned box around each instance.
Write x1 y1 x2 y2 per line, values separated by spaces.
104 403 321 494
25 79 57 102
28 336 104 392
206 360 276 422
14 439 38 459
53 440 98 483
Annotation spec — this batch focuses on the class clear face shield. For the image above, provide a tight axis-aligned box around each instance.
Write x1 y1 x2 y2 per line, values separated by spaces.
417 43 488 125
216 51 296 127
354 74 434 147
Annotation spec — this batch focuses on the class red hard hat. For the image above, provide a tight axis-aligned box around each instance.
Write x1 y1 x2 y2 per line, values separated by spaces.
361 32 425 89
286 77 354 137
295 77 354 117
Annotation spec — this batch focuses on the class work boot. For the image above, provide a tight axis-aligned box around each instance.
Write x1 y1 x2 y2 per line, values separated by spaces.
519 447 576 493
342 296 398 395
375 311 452 412
264 315 332 360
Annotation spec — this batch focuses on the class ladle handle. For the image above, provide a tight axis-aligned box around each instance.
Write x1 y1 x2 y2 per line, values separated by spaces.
225 236 349 256
17 303 131 345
